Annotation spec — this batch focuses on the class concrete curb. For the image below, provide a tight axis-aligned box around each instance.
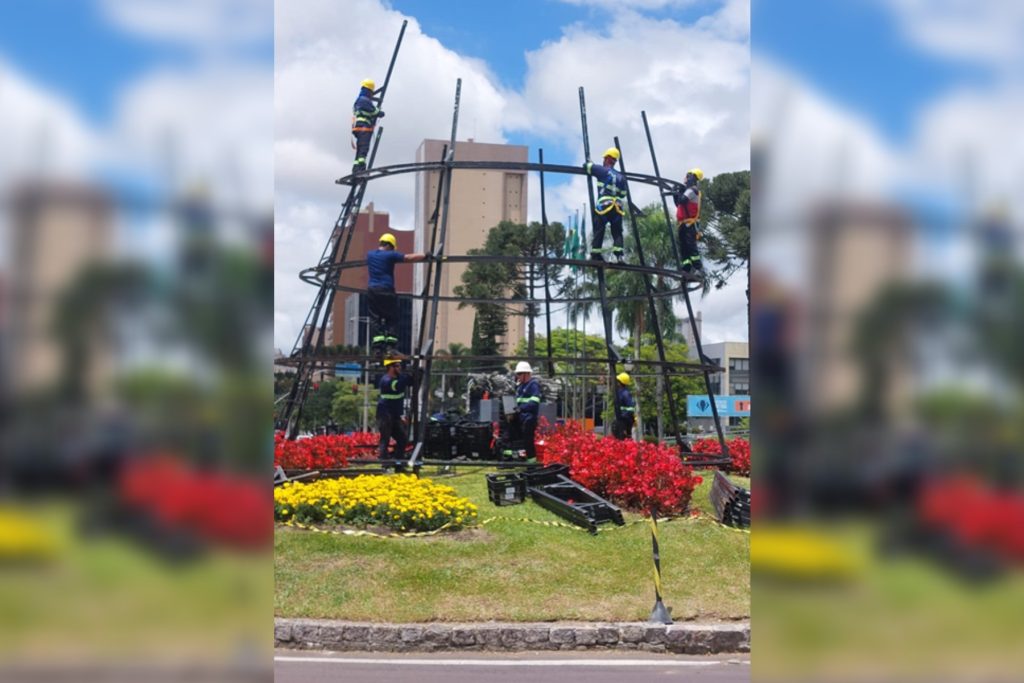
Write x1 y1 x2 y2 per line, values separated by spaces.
275 618 750 654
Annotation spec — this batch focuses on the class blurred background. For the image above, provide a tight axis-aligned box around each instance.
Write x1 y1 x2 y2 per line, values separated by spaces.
0 0 272 679
751 1 1024 681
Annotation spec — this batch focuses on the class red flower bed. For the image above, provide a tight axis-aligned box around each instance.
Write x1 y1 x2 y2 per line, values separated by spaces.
274 431 378 469
118 454 270 550
917 475 1024 564
540 422 702 516
690 437 751 476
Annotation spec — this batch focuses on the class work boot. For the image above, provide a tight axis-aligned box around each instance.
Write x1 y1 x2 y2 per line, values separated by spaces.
590 252 604 262
352 162 366 173
614 253 625 265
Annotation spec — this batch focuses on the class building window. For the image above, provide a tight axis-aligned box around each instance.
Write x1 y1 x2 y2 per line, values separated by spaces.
731 382 749 394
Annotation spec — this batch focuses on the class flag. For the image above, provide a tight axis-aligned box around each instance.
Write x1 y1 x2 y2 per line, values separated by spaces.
569 212 582 273
577 212 586 259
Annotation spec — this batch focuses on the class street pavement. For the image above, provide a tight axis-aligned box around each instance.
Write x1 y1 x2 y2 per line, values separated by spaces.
275 650 751 682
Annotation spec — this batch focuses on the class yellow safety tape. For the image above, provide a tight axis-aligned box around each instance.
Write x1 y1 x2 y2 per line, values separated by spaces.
278 511 748 538
279 519 454 539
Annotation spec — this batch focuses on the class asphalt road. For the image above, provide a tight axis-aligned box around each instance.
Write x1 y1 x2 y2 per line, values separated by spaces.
275 651 751 682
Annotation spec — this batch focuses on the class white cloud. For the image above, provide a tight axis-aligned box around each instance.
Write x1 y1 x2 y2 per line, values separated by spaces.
107 64 274 209
274 0 750 349
100 0 271 49
752 57 902 209
0 58 97 182
909 84 1024 218
557 0 698 10
880 0 1024 69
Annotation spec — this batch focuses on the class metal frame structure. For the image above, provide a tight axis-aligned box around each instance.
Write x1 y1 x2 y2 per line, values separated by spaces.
278 29 729 460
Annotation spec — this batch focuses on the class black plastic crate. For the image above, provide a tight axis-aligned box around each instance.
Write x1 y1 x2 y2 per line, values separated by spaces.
486 473 527 506
524 463 570 487
426 421 454 459
454 422 494 460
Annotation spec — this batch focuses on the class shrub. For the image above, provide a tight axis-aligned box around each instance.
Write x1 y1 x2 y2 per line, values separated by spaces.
274 431 378 469
539 422 702 517
690 436 751 476
274 474 478 533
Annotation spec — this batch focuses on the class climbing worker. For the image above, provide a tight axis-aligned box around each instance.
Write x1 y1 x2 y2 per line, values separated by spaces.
585 147 628 263
508 361 542 460
613 372 636 440
376 358 414 462
352 78 385 173
672 168 704 272
367 233 428 354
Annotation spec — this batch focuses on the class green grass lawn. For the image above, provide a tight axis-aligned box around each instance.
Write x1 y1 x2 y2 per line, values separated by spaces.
1 501 271 662
752 520 1024 681
274 467 750 622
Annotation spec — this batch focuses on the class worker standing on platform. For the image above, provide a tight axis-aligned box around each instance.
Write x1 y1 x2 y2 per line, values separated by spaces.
672 168 704 272
585 147 628 264
376 358 413 462
367 233 427 354
352 78 385 173
613 372 636 440
508 361 542 460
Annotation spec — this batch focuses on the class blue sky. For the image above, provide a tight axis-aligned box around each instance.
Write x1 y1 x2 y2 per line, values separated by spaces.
388 0 721 90
0 2 182 124
753 0 988 144
386 0 727 166
0 1 272 126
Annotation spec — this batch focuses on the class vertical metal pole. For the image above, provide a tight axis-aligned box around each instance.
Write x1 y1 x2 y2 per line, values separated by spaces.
410 79 462 466
641 111 728 455
363 318 370 432
538 149 556 377
613 136 684 447
578 87 621 435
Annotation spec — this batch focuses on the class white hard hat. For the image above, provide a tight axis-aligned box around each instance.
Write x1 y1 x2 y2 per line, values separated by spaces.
514 361 532 374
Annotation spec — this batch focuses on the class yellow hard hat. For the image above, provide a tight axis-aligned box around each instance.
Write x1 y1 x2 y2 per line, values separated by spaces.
688 168 704 181
383 358 402 367
602 147 620 161
361 79 375 90
379 233 397 247
616 372 631 385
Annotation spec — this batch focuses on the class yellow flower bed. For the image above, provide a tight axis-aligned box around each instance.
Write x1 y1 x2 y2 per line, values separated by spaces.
274 474 478 533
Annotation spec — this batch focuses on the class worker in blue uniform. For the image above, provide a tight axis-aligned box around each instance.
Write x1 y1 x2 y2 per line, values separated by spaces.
585 147 628 263
352 78 384 173
508 361 542 460
376 358 413 461
366 233 427 353
613 372 636 440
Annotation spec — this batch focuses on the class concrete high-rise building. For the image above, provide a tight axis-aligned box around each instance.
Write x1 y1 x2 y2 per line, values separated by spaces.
805 202 912 415
328 203 415 349
702 341 750 396
678 310 703 359
6 182 113 395
412 139 528 354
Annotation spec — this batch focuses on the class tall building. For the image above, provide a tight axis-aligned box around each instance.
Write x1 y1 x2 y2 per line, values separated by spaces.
328 203 415 350
412 139 528 353
6 182 113 395
678 310 703 359
702 341 750 396
805 202 912 416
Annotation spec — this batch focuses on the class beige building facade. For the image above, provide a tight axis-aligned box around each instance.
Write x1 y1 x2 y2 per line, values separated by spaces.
7 182 114 395
412 139 528 353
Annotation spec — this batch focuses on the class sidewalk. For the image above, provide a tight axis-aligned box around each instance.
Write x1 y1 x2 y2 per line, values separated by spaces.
275 618 750 655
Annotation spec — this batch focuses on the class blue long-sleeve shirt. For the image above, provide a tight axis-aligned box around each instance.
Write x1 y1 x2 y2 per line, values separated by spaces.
352 87 381 131
615 387 636 421
515 377 542 422
586 162 627 215
376 371 412 418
